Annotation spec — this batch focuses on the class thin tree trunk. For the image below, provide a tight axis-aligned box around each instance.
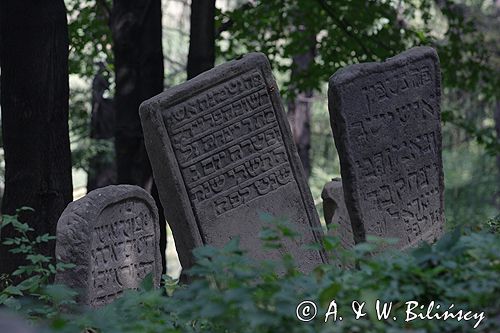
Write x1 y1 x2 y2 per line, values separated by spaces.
87 65 116 192
287 44 316 178
187 0 216 79
495 99 500 210
0 0 73 277
111 0 167 274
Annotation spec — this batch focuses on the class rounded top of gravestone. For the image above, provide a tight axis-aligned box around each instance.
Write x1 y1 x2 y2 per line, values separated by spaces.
139 52 274 115
59 185 158 220
329 46 439 88
321 178 343 201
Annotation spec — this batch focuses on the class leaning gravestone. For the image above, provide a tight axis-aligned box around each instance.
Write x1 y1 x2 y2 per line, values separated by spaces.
55 185 161 307
321 178 354 250
328 47 445 249
140 52 327 272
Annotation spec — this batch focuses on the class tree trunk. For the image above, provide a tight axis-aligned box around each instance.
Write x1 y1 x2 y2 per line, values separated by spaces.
187 0 216 79
287 45 316 179
0 0 73 277
87 66 116 192
112 0 163 187
111 0 167 274
495 99 500 209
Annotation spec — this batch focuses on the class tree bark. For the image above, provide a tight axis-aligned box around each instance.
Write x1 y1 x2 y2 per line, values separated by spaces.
112 0 163 187
87 65 116 192
0 0 73 277
187 0 216 79
287 43 316 179
111 0 167 274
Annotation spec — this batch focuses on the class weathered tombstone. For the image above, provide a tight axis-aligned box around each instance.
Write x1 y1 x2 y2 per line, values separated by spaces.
321 178 354 250
140 52 327 272
328 47 445 249
0 311 38 333
55 185 161 307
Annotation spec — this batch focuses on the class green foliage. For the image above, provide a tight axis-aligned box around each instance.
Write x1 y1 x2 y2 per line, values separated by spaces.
217 0 416 94
2 214 499 332
66 0 113 78
442 104 500 157
0 208 77 315
67 82 115 173
443 140 499 228
72 138 115 173
217 0 499 154
487 214 500 233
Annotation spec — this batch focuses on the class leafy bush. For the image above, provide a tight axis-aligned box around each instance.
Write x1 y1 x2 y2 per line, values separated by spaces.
0 208 77 318
1 212 499 332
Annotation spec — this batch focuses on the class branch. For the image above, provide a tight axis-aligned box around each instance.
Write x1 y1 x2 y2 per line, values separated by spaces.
164 55 186 69
315 0 392 57
216 3 253 36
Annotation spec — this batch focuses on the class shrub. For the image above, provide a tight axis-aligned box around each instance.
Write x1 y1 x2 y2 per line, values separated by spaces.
1 211 499 332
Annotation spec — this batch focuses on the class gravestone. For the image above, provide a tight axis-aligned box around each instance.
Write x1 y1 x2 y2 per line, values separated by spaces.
328 47 445 249
0 311 38 333
321 178 354 250
55 185 161 307
140 52 327 272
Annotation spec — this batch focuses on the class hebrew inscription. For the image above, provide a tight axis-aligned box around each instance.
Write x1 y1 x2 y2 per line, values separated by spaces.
55 185 161 307
140 53 326 273
328 47 445 249
165 70 293 217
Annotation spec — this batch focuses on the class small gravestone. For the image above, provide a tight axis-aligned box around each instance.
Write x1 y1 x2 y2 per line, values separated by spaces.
140 52 326 272
328 47 445 249
55 185 161 307
0 311 38 333
321 178 354 250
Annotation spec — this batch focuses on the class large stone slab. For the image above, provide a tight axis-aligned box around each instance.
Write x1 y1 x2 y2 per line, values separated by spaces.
328 47 445 249
140 52 327 272
321 178 354 250
55 185 161 307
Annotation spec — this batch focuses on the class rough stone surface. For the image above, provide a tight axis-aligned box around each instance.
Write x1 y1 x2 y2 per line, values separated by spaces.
328 47 445 249
140 52 327 272
321 178 354 250
0 311 38 333
55 185 161 307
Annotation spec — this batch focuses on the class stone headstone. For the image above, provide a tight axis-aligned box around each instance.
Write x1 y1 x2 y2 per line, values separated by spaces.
0 311 38 333
55 185 161 307
328 47 445 249
140 52 327 272
321 178 354 250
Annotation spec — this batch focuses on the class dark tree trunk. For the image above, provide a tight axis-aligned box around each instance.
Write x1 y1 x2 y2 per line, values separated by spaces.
187 0 216 79
287 43 316 178
112 0 163 188
0 0 73 277
111 0 167 274
87 66 116 192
